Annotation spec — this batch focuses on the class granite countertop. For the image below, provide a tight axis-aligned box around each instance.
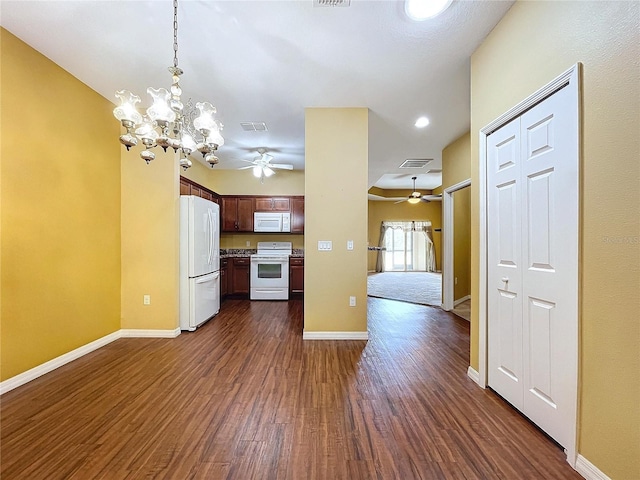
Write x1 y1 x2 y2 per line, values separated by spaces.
220 248 304 258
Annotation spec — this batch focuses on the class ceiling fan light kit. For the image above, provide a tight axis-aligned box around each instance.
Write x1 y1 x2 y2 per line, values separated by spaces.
240 150 293 183
112 0 224 171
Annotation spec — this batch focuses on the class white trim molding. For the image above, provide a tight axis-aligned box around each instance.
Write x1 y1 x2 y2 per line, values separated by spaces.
442 178 472 311
575 455 611 480
454 295 471 307
0 327 182 395
0 330 121 395
302 331 369 340
466 366 482 387
121 328 181 338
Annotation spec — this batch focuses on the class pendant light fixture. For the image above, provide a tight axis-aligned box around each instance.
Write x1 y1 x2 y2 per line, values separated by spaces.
112 0 224 170
407 176 422 204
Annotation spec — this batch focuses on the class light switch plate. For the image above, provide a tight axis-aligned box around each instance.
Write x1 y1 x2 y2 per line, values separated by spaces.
318 240 332 251
347 240 354 250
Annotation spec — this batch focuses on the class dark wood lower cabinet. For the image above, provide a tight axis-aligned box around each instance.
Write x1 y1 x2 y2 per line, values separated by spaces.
220 259 228 299
229 257 250 296
289 257 304 295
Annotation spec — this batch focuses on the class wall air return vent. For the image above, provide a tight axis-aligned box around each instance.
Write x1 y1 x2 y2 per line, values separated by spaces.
240 122 268 132
399 159 432 169
313 0 351 7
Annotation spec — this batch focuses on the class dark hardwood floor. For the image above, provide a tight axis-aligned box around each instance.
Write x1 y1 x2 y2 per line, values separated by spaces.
1 298 581 479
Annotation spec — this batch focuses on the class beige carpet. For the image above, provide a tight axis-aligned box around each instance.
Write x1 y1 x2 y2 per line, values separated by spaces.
367 272 442 306
452 298 471 321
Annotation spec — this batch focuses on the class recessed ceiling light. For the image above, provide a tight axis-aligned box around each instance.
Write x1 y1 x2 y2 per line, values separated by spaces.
405 0 452 20
414 116 430 128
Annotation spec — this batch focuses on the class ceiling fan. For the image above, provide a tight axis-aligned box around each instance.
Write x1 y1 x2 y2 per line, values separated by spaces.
239 149 293 182
395 176 442 204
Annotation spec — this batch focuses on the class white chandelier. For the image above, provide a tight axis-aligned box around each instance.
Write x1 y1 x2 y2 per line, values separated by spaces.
112 0 223 170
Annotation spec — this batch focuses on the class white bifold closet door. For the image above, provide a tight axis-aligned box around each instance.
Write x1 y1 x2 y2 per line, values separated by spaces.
487 83 578 450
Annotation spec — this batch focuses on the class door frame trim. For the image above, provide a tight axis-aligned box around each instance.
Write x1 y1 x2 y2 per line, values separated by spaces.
442 178 471 311
478 63 581 467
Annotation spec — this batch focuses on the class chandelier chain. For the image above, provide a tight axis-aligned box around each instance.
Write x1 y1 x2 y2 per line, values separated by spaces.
173 0 179 69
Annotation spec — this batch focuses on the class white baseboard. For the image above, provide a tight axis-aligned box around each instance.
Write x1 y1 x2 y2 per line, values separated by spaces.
467 366 483 387
303 331 369 340
121 328 181 338
454 295 471 306
0 327 181 395
575 455 611 480
0 330 121 395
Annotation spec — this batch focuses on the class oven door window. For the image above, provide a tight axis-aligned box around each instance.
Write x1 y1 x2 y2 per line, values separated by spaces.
257 263 282 279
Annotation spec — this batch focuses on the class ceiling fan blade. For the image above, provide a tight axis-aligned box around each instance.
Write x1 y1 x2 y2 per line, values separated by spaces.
422 194 442 201
394 199 407 204
270 163 294 170
262 153 274 162
238 159 257 164
263 166 275 177
238 165 255 170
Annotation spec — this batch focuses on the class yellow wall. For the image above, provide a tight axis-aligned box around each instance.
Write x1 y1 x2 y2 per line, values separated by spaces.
471 2 639 478
367 201 442 272
441 132 472 302
120 148 179 330
304 108 368 333
0 29 121 380
182 164 305 196
453 187 470 301
442 132 471 189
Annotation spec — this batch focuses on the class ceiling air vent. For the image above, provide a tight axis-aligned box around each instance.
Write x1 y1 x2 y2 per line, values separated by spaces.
313 0 351 7
240 122 268 132
399 158 432 169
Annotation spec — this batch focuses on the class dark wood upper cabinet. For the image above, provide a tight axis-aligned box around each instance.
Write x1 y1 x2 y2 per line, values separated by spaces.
254 197 291 212
179 177 219 204
221 197 254 232
180 178 191 196
291 197 305 234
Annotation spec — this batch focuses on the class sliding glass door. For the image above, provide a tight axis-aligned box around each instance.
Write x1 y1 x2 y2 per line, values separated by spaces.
384 227 427 271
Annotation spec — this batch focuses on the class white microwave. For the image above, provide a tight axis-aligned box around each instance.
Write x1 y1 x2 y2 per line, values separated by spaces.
254 212 291 233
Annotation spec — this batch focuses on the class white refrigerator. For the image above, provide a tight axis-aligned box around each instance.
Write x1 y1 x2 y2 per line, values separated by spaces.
179 195 220 331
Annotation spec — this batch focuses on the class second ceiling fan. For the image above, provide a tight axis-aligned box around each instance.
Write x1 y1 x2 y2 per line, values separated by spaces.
239 149 293 182
395 176 442 204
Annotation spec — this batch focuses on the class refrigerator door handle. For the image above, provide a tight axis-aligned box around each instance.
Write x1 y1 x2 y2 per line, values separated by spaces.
195 272 218 284
207 210 213 266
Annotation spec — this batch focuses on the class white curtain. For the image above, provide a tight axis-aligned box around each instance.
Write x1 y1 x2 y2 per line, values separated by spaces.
381 220 436 272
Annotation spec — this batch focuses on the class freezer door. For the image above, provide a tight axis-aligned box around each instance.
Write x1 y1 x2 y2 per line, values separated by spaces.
180 272 220 331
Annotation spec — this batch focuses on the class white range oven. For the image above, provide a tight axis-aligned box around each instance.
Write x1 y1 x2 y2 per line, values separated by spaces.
250 242 292 300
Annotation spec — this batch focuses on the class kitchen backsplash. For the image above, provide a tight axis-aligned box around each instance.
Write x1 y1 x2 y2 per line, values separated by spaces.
221 248 304 258
220 233 304 250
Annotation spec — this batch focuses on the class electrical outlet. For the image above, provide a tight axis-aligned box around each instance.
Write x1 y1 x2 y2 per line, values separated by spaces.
455 277 458 285
246 240 251 247
143 295 151 305
349 296 356 307
347 240 354 250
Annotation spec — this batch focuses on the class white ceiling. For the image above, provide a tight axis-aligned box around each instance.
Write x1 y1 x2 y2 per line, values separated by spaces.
0 0 513 190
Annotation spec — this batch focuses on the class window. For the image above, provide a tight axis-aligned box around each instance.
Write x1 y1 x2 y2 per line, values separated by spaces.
379 221 436 272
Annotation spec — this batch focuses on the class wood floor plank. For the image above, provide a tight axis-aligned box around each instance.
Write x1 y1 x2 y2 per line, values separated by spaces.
1 298 582 479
